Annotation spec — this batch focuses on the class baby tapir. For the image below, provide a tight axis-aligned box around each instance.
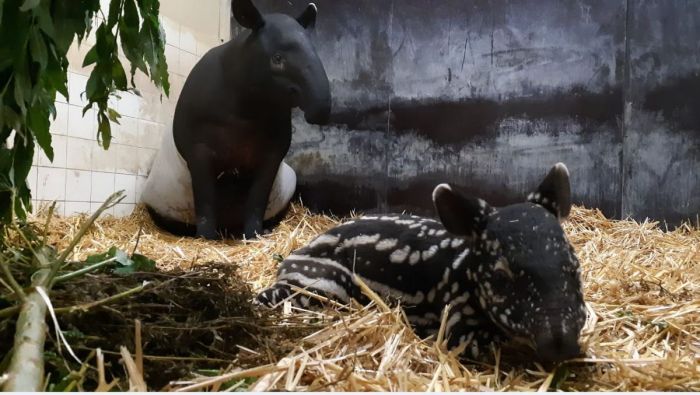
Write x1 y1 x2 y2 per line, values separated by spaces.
257 163 586 363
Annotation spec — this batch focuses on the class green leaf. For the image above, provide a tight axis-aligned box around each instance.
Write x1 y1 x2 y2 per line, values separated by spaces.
113 247 129 265
107 0 122 28
27 107 53 162
29 28 48 71
97 111 111 149
131 253 156 271
19 0 40 12
107 107 121 124
82 44 98 67
112 61 127 90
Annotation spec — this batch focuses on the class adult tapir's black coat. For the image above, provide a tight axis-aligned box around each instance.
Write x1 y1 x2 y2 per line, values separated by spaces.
162 0 330 239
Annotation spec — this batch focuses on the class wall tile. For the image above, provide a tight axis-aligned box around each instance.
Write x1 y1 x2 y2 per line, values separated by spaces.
52 102 69 135
68 105 96 139
135 175 148 202
91 171 115 203
112 116 139 146
165 44 180 76
162 17 180 48
90 202 114 216
37 200 65 216
27 166 38 197
138 120 165 149
65 170 92 202
68 73 89 105
36 167 66 201
115 173 137 204
180 29 197 54
114 203 136 217
137 148 157 176
66 137 93 170
91 142 116 172
179 50 198 77
38 135 68 168
114 144 140 174
118 92 143 118
65 201 92 217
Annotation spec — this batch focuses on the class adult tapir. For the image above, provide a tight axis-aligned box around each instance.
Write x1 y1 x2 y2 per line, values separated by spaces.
142 0 331 239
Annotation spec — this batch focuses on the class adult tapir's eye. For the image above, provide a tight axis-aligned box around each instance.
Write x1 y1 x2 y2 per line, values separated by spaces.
270 53 285 70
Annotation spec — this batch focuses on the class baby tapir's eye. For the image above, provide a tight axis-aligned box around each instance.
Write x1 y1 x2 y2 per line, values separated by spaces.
270 53 285 70
492 257 514 280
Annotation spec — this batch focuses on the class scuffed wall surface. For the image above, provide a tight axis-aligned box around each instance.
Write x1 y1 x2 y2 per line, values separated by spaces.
624 0 700 225
245 0 698 225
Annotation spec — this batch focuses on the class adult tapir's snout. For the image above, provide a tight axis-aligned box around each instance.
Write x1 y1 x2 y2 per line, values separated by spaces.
299 57 331 125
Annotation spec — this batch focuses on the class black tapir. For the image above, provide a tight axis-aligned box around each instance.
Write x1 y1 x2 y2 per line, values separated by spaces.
142 0 331 239
257 163 587 363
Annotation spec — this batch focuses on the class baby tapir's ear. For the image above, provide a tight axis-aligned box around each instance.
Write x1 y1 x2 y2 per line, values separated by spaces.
528 162 572 219
432 183 493 238
232 0 264 30
297 3 318 29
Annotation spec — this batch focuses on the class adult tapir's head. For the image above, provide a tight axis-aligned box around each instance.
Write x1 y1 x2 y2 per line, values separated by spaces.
432 163 586 363
232 0 331 124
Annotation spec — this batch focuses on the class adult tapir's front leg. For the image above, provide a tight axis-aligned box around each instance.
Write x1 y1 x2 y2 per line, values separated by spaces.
241 152 285 238
188 143 219 239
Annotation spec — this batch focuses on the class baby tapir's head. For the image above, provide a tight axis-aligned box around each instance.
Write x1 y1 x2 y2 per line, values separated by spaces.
432 163 586 363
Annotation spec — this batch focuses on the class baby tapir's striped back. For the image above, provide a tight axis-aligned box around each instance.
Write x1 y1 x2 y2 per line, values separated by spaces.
257 163 587 363
258 215 479 330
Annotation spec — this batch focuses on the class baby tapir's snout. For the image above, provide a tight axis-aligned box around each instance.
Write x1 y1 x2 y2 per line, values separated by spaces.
257 163 587 363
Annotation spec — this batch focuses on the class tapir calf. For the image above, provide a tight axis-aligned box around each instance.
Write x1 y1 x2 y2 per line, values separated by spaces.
142 0 331 239
258 163 587 363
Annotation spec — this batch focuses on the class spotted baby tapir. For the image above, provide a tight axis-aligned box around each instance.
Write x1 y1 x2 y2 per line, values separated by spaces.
257 163 586 363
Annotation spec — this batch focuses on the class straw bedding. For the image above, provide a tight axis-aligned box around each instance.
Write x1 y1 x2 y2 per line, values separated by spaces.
34 202 700 391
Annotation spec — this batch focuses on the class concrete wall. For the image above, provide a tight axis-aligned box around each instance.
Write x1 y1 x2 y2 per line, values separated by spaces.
243 0 699 225
26 0 229 217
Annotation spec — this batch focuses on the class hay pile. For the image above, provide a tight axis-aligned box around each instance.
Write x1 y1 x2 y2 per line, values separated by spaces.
33 202 700 391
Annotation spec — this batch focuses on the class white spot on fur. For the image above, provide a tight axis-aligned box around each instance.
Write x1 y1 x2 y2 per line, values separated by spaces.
389 245 411 263
452 248 469 269
440 238 451 248
421 245 439 260
451 282 459 293
451 238 464 248
309 234 340 248
277 272 350 302
376 238 398 251
462 304 475 315
286 254 352 277
427 288 436 302
445 312 461 334
409 251 421 265
339 234 381 250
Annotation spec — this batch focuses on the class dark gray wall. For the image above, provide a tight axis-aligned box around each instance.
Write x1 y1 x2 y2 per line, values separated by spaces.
234 0 699 225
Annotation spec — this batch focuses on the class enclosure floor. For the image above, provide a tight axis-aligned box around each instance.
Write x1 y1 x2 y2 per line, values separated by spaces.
35 202 700 391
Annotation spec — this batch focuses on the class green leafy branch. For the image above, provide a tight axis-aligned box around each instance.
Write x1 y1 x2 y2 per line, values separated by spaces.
0 0 169 224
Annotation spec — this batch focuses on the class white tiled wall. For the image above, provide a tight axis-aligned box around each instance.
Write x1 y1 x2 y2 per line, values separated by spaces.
29 0 229 217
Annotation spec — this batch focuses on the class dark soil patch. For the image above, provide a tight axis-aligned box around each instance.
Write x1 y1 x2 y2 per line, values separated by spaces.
0 262 319 391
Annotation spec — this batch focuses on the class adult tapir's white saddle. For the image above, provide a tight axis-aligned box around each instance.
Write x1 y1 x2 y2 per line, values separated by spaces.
141 126 296 225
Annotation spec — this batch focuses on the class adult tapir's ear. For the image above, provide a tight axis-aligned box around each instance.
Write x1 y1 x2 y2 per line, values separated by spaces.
432 183 493 238
232 0 264 30
527 162 572 219
296 3 318 29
